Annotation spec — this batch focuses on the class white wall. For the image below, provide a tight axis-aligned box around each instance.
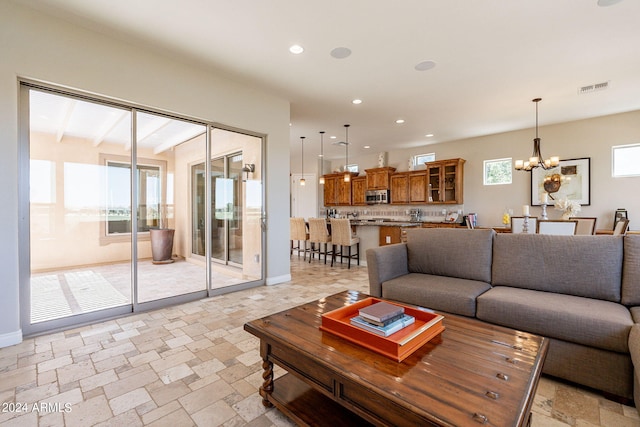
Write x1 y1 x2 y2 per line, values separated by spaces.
320 111 640 230
0 1 291 347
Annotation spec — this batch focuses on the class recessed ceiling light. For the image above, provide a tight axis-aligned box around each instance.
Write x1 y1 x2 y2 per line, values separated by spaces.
425 133 434 137
330 135 337 139
363 145 371 149
352 99 362 105
289 45 304 54
330 47 352 59
597 0 623 6
395 119 405 124
415 60 437 71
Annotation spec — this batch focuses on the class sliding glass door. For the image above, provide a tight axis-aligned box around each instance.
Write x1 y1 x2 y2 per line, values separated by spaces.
21 83 265 335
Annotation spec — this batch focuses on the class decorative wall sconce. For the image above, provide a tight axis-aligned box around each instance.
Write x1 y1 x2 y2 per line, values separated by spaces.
242 163 255 181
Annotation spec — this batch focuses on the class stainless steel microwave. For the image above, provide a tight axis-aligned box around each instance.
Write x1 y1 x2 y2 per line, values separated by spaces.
365 189 390 204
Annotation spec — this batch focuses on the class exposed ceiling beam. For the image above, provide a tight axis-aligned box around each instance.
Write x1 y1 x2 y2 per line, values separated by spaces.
93 110 128 147
153 129 205 154
55 99 76 143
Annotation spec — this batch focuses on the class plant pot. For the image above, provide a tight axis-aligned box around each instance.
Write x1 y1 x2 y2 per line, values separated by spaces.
150 228 175 264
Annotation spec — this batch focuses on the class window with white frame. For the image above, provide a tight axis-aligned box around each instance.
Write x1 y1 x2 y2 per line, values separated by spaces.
413 153 435 169
484 158 512 185
612 144 640 177
346 164 359 173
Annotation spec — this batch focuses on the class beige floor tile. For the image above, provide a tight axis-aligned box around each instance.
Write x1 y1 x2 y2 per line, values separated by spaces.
191 400 236 427
145 407 194 427
103 368 158 399
63 394 112 426
178 380 234 415
108 387 152 416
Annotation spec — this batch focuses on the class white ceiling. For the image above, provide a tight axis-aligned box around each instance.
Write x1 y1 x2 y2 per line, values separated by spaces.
21 0 640 164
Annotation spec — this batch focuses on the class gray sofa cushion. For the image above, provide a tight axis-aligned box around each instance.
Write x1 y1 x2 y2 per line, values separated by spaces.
477 287 633 353
406 228 494 283
622 235 640 306
492 234 623 302
382 273 492 317
631 307 640 323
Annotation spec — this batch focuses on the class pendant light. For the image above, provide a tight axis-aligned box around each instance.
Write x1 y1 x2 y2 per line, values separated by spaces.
514 98 559 171
299 136 306 186
343 124 351 182
318 131 325 185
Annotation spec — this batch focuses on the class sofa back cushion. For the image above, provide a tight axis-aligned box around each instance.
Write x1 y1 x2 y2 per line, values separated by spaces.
492 234 623 302
406 228 494 283
622 235 640 305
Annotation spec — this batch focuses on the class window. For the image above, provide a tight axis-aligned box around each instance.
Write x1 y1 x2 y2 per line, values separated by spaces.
100 153 167 238
106 161 162 234
346 164 359 173
413 153 435 169
612 144 640 177
484 158 512 185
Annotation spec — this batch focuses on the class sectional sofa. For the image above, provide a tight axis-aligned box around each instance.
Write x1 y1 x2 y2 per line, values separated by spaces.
366 228 640 408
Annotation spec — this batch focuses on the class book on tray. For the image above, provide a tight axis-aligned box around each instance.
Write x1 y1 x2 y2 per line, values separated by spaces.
350 314 415 337
359 301 404 324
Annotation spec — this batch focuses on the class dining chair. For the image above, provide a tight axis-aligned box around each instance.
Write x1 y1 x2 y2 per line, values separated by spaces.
613 219 630 236
290 217 309 259
510 216 537 234
572 217 597 235
307 218 332 264
537 219 578 235
329 218 360 269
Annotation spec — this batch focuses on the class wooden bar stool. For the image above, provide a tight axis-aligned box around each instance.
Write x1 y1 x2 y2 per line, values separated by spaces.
308 218 332 264
290 217 309 259
330 218 360 269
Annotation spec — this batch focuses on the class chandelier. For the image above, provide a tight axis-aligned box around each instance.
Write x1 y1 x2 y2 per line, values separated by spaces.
514 98 559 171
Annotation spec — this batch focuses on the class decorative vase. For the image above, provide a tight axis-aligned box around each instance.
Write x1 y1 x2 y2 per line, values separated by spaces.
150 228 175 264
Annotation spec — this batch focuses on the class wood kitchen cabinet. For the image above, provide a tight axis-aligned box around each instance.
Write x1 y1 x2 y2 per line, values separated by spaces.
426 158 465 204
390 171 427 204
390 173 409 204
365 167 396 190
351 176 367 205
408 171 427 203
322 172 359 206
379 226 401 246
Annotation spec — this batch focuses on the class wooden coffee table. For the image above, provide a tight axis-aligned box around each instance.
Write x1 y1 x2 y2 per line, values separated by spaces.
244 291 548 426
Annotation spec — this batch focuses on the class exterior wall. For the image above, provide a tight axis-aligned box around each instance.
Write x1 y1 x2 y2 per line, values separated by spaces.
0 2 290 347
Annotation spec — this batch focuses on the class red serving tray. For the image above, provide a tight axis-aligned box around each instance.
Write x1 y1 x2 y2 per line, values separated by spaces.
320 297 445 362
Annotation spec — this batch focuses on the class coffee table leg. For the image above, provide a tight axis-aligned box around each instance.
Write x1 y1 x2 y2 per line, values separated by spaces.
259 341 274 407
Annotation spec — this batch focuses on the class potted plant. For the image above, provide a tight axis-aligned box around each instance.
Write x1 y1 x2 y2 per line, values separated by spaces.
149 206 174 264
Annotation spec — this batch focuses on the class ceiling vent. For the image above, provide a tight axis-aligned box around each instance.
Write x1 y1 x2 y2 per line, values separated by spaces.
332 141 348 146
578 81 610 95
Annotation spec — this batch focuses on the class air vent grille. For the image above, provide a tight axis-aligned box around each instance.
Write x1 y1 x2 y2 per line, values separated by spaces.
578 81 610 94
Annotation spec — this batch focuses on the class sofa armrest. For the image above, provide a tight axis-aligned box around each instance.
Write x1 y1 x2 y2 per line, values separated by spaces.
629 323 640 415
366 244 409 297
631 306 640 323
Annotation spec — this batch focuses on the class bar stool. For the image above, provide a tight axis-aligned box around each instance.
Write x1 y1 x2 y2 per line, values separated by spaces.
290 217 309 259
330 218 360 269
308 218 332 264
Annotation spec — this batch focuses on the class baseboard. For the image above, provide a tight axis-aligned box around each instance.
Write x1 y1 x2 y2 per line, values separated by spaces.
0 329 23 348
266 274 291 286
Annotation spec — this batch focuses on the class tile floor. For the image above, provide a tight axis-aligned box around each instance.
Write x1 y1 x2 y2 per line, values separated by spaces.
1 258 639 426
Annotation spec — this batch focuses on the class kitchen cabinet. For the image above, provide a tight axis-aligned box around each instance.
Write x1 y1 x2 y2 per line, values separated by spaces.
390 171 427 204
408 171 427 203
379 226 401 246
421 222 463 229
426 158 465 204
351 176 367 206
390 173 409 204
322 172 359 206
365 167 396 190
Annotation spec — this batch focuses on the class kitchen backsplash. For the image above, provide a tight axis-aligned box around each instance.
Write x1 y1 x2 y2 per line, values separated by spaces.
320 205 465 222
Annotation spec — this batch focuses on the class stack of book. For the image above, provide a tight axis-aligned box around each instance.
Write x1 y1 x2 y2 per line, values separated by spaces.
350 301 415 337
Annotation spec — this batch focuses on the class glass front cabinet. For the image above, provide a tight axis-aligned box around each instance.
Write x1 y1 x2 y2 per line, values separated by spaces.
426 158 465 204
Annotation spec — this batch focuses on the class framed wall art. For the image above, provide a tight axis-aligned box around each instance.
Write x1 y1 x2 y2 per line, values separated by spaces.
531 157 590 206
